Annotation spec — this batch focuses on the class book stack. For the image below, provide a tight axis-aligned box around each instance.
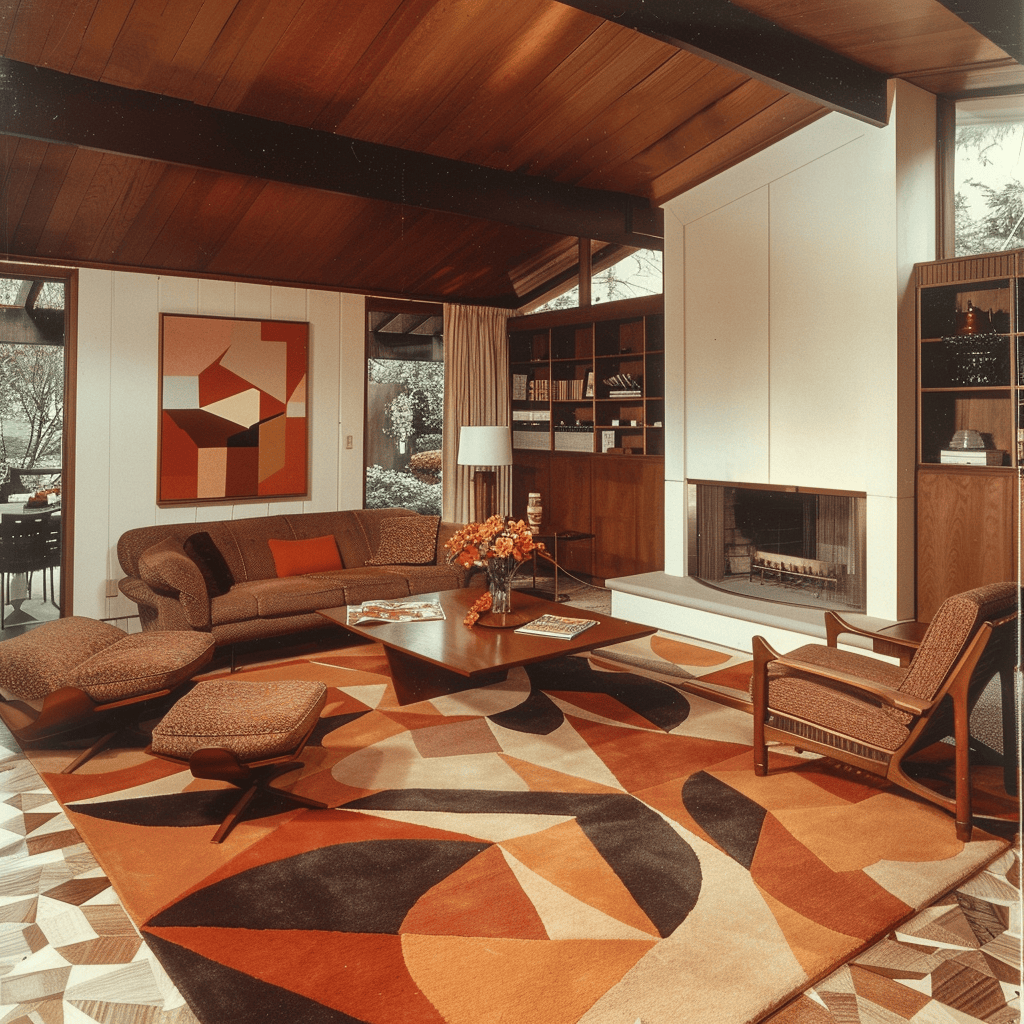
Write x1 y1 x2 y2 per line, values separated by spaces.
603 373 641 397
512 374 528 400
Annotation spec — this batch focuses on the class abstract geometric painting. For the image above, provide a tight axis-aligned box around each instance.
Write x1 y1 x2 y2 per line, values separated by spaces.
158 314 309 504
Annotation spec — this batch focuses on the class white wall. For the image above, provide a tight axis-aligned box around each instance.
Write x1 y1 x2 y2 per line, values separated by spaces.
74 271 367 623
661 81 936 621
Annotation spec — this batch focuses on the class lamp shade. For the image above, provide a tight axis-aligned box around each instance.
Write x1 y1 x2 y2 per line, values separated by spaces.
457 425 512 467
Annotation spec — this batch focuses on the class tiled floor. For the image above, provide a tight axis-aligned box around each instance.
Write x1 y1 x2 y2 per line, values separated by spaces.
0 656 1018 1024
0 722 199 1024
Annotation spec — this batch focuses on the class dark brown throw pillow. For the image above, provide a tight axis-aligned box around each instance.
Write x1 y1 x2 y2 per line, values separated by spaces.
366 515 440 566
183 532 235 597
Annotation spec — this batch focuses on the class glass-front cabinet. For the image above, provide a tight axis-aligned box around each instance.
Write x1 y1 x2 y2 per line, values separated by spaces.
914 249 1022 620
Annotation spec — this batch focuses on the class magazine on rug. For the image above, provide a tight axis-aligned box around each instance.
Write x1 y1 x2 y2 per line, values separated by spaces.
514 614 597 639
346 599 445 624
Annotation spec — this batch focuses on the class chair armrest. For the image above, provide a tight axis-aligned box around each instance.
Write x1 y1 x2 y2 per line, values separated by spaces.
825 611 924 655
774 654 934 715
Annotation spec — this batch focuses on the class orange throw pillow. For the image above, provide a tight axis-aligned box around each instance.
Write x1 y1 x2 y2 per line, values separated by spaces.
268 535 342 578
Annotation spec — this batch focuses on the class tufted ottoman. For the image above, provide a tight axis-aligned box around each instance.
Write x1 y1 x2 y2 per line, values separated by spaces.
149 678 328 842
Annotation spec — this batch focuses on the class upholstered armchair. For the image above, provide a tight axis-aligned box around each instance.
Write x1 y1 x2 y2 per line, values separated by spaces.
751 582 1018 841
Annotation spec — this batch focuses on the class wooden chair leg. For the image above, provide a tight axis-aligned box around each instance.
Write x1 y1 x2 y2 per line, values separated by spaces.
212 782 261 844
62 730 120 774
953 692 973 842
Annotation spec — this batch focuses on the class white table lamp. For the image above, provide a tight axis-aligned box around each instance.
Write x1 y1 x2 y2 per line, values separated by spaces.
457 425 512 521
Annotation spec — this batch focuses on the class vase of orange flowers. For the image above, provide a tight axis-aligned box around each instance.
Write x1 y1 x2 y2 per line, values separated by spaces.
445 516 545 626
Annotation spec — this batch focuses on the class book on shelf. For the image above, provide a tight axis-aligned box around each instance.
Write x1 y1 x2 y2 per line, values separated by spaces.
346 599 445 625
512 374 528 400
585 370 594 397
514 614 598 639
608 389 642 398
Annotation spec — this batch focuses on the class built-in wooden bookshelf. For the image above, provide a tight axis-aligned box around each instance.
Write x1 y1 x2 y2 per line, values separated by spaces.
507 296 665 579
509 295 664 456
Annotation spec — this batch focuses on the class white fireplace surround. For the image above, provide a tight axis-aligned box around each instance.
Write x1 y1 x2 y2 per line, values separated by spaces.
606 83 933 652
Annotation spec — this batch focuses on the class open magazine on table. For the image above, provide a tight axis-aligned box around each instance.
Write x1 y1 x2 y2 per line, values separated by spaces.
514 614 597 640
346 599 445 625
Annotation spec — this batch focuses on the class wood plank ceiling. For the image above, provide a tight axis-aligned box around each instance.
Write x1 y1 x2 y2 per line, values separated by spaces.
0 0 1021 308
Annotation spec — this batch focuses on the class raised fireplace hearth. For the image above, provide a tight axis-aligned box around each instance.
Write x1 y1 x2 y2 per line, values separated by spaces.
687 481 867 612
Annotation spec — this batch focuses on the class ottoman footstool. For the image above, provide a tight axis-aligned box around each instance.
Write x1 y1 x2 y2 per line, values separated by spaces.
149 678 328 842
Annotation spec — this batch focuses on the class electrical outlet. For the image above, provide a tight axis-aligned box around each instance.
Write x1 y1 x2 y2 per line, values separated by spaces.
346 435 353 449
106 579 119 598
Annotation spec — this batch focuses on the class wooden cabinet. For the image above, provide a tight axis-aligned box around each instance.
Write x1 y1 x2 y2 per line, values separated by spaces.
914 249 1022 619
507 296 665 579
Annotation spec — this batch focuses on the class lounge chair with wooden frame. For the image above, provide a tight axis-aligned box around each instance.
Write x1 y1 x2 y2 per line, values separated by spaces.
751 581 1018 842
0 616 215 773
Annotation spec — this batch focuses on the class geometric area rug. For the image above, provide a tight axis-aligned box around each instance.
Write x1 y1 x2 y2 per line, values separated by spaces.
22 642 1011 1024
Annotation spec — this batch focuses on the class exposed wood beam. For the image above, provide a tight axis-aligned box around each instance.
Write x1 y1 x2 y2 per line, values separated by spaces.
931 0 1023 65
0 58 662 250
555 0 890 126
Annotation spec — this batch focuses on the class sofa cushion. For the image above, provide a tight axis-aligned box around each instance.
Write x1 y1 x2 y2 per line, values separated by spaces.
211 576 352 624
366 515 440 566
183 531 235 596
268 535 343 577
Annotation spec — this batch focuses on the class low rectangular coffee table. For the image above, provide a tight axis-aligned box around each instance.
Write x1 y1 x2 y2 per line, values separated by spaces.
318 588 655 705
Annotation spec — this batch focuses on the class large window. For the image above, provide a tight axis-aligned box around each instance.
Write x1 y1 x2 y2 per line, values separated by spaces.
533 247 663 313
953 95 1023 257
364 302 444 515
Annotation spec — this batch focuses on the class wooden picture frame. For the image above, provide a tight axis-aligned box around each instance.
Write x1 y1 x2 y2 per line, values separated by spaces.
157 313 309 505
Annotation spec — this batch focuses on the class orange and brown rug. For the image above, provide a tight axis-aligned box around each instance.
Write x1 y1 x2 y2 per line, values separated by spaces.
19 640 1015 1024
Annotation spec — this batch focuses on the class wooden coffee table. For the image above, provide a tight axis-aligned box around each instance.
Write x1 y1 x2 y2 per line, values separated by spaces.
318 588 655 705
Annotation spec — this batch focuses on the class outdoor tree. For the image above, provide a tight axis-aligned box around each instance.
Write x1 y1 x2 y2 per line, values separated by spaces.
0 344 64 470
955 122 1024 256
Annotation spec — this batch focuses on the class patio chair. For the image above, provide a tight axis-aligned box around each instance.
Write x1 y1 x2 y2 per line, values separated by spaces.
751 581 1018 841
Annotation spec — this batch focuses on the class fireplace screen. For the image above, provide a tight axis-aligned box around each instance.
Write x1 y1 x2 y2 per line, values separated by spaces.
687 483 867 612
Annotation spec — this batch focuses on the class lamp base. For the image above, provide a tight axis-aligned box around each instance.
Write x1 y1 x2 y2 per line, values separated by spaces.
472 470 498 521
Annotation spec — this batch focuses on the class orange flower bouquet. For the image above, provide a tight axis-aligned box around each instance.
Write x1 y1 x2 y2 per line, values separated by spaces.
445 516 545 625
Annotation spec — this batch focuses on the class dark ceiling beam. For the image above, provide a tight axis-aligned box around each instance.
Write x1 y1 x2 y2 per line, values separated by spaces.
0 57 662 249
931 0 1023 65
555 0 889 126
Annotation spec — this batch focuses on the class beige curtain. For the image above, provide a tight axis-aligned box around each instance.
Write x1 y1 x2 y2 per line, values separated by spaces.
442 304 512 523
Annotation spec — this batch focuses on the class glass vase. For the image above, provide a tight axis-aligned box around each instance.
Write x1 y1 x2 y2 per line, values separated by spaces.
486 556 518 616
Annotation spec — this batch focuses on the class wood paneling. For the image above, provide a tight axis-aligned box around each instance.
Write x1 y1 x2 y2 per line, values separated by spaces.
916 466 1017 620
591 456 664 578
511 449 663 577
1 0 1018 304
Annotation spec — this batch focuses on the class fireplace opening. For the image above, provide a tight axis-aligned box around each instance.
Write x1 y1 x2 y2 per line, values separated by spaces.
687 482 867 612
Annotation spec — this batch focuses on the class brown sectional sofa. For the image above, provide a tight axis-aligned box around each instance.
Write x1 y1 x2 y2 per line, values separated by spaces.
117 508 471 647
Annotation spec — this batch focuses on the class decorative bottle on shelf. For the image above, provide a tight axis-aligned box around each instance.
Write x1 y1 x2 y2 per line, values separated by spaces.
527 492 542 535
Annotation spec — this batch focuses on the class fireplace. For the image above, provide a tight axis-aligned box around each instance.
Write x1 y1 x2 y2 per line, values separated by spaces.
687 482 867 612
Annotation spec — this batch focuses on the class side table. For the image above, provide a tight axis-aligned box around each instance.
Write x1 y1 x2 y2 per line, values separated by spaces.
521 530 595 602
